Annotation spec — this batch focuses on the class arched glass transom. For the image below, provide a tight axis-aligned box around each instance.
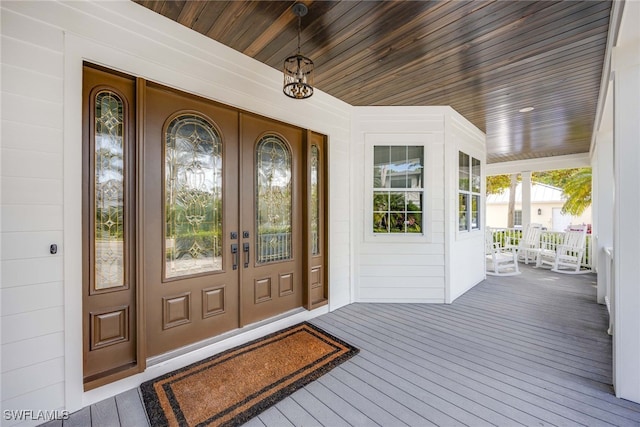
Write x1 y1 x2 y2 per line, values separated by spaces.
165 114 223 278
94 91 125 290
256 135 292 264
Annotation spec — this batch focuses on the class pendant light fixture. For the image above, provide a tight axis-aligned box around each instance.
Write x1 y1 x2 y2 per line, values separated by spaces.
283 3 314 99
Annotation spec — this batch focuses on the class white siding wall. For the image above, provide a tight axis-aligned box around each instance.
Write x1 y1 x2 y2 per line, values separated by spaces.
0 1 352 423
446 114 486 303
1 5 67 424
352 107 484 303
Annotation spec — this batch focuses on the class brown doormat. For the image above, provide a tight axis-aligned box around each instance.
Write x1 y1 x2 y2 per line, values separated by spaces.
140 322 359 426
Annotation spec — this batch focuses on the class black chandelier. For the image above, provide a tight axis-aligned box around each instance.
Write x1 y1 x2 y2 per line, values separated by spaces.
283 3 314 99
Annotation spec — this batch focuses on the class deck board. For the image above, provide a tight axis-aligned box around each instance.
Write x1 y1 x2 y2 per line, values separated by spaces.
61 264 640 426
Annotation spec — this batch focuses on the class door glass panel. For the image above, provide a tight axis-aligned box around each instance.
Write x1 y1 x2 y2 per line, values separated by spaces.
165 114 222 278
94 91 125 290
310 145 320 255
256 135 292 263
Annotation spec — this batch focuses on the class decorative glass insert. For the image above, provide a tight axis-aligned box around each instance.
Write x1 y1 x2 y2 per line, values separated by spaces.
310 145 320 256
458 151 482 232
256 136 292 263
94 91 125 290
373 146 424 234
165 114 222 278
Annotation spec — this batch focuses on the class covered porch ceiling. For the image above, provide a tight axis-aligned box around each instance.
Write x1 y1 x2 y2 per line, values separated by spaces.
134 0 613 164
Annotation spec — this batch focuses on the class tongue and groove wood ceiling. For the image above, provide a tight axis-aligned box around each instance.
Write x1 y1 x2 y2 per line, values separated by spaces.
134 0 612 164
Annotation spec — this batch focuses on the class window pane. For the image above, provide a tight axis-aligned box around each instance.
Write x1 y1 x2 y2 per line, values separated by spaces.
514 210 522 226
459 151 470 191
310 145 320 256
389 192 405 211
407 213 422 233
406 191 422 212
406 146 424 189
165 115 222 278
389 146 408 188
373 146 390 188
459 193 469 231
390 212 406 233
373 212 389 233
256 136 292 263
471 195 480 230
471 157 481 193
373 192 388 211
94 91 125 290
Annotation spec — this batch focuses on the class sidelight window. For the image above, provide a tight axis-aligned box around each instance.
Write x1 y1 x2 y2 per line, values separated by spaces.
94 91 126 290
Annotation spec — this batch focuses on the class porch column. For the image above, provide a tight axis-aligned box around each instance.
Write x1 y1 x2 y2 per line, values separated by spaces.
612 17 640 403
521 171 532 230
593 129 613 305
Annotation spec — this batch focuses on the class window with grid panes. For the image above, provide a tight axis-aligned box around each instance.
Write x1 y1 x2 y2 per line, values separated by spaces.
372 146 424 234
458 151 481 232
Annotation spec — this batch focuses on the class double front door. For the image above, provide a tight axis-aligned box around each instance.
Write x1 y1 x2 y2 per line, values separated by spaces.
143 83 304 356
82 65 326 387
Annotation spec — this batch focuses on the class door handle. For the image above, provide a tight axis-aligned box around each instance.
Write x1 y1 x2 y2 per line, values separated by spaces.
243 243 250 268
231 244 238 270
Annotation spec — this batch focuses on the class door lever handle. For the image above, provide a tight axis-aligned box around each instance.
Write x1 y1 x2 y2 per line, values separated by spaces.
231 244 238 270
243 243 250 268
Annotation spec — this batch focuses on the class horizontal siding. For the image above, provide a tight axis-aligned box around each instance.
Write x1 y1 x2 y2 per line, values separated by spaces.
359 253 444 266
360 265 444 278
1 92 64 129
1 148 63 180
357 287 445 302
1 204 63 232
1 332 65 373
1 282 64 316
1 383 65 427
360 276 445 288
1 120 63 153
353 110 447 302
1 257 63 288
1 8 64 51
360 243 444 255
1 4 67 419
2 64 63 103
1 231 63 260
2 357 65 401
2 177 63 205
1 306 64 344
0 36 63 79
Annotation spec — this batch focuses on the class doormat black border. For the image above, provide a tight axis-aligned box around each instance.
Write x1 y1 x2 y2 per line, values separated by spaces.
140 322 359 426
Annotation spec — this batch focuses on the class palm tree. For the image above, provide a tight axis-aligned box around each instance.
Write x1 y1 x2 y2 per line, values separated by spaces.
561 168 592 216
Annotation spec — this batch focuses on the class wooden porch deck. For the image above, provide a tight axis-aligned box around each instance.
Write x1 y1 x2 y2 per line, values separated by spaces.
45 264 640 426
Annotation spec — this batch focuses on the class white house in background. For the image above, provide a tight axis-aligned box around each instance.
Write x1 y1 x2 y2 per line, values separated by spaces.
486 182 592 231
1 0 639 424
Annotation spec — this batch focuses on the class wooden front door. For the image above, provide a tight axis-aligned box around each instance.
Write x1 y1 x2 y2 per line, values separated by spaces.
239 114 304 326
143 83 240 357
83 65 326 382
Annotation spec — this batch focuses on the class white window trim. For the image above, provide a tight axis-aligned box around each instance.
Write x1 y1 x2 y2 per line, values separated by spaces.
457 151 482 234
364 133 434 243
